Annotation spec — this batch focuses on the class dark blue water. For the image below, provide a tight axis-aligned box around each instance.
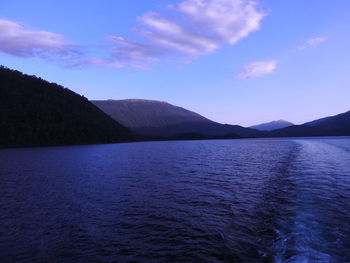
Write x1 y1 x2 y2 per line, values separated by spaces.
1 138 350 263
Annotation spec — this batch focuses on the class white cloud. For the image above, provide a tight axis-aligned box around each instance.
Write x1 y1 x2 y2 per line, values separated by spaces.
0 18 74 57
237 60 277 79
105 0 266 69
0 1 267 69
177 0 264 44
297 36 327 50
138 11 219 56
0 18 84 67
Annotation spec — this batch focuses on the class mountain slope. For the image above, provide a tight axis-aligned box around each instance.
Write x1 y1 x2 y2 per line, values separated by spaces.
250 120 294 131
307 110 350 135
92 99 211 129
304 115 335 126
92 99 260 138
268 110 350 137
0 66 133 147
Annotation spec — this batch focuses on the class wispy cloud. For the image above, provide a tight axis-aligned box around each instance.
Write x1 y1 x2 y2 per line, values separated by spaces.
102 0 266 69
0 18 82 66
1 0 266 70
297 36 327 50
237 60 277 79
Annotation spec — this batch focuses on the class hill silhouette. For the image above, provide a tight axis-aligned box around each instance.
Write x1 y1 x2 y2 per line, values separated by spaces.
268 111 350 137
250 120 294 131
0 66 133 147
92 99 260 138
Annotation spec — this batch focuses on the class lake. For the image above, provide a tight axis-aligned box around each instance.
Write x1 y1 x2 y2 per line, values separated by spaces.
1 137 350 262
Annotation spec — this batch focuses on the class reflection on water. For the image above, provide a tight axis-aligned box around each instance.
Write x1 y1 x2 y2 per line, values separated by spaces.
0 137 350 262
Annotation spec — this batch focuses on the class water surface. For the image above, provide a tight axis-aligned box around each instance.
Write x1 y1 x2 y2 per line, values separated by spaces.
1 137 350 262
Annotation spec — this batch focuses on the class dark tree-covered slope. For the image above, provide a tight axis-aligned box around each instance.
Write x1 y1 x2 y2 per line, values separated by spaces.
0 66 133 147
92 99 260 138
268 110 350 137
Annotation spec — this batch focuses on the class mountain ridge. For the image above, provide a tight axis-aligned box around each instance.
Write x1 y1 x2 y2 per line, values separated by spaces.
1 65 349 146
268 110 350 137
250 120 294 131
92 99 260 138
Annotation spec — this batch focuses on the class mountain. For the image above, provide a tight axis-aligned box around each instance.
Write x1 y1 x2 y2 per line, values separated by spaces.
268 110 350 137
250 120 294 131
92 99 260 138
305 110 350 135
304 116 333 126
92 99 210 129
0 66 134 147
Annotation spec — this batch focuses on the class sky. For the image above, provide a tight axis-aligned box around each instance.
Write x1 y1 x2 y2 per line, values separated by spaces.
1 0 350 127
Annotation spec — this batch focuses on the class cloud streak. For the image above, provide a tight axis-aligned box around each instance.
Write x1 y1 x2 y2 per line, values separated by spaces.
0 0 266 70
104 0 266 68
298 36 327 50
237 60 277 79
0 18 82 66
0 18 70 56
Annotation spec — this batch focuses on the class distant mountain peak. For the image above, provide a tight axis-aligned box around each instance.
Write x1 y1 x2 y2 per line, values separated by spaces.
250 120 294 131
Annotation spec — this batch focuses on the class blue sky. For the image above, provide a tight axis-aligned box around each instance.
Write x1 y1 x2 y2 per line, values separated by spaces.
1 0 350 126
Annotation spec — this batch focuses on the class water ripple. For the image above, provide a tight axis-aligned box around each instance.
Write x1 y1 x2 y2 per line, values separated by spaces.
0 137 350 262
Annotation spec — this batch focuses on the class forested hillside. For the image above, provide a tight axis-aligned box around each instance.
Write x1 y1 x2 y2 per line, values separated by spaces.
0 66 133 147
